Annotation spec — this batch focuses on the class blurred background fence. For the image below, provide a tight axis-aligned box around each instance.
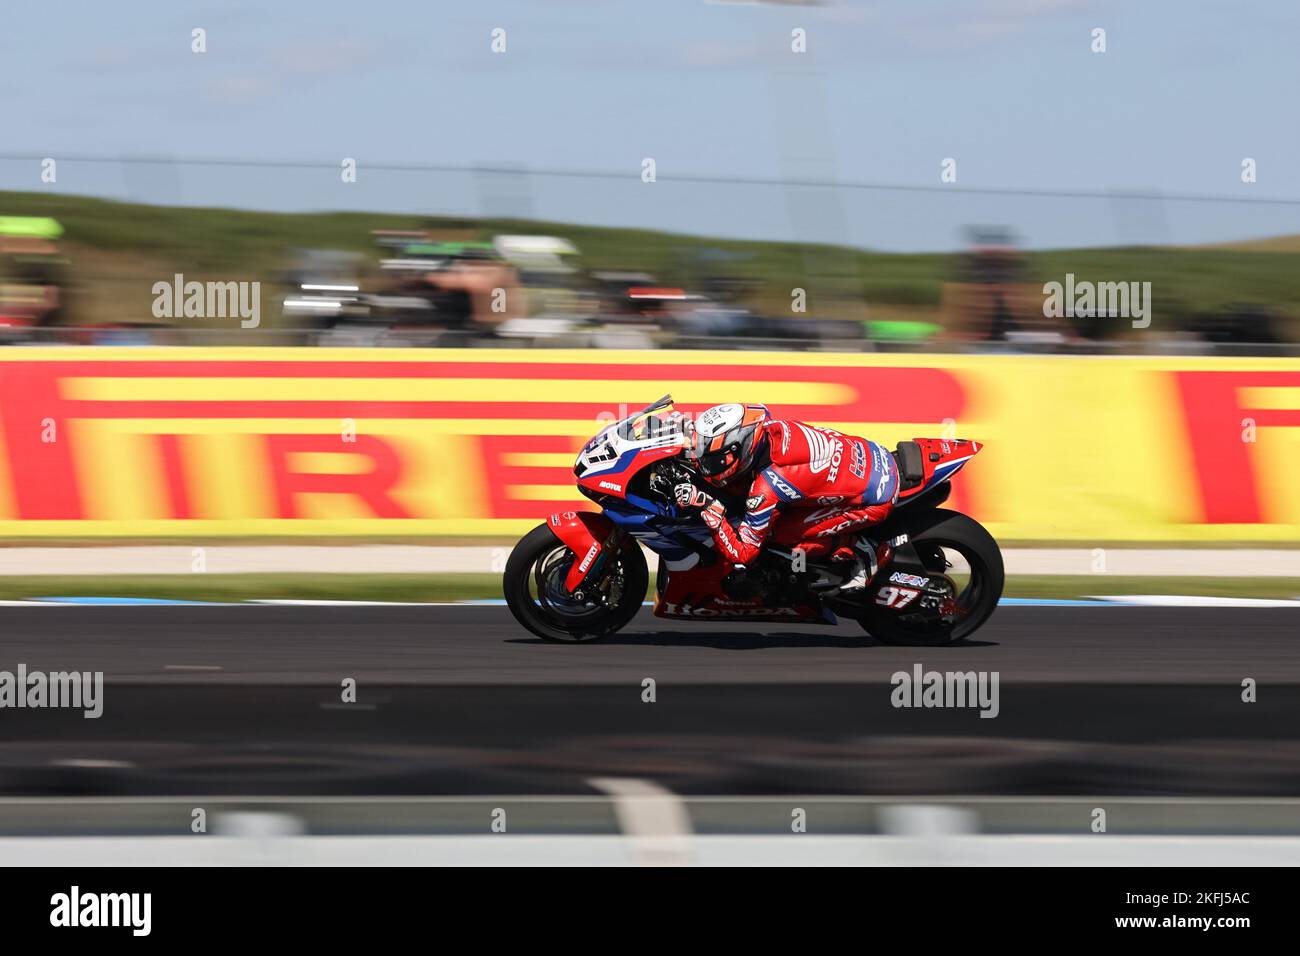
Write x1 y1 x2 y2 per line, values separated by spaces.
3 154 1300 353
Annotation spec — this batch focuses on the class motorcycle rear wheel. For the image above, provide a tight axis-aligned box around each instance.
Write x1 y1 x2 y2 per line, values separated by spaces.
858 508 1004 646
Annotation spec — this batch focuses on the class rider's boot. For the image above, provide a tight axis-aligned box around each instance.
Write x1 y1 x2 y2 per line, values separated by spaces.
828 537 892 595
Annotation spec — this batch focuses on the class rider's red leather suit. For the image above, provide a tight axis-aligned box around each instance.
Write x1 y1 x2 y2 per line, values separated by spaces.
697 420 900 565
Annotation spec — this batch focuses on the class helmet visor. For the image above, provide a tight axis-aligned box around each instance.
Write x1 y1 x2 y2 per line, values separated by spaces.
696 444 740 478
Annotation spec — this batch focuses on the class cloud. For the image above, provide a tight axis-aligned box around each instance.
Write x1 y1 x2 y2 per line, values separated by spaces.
199 35 389 107
203 72 277 106
894 0 1096 53
276 37 384 76
679 39 769 68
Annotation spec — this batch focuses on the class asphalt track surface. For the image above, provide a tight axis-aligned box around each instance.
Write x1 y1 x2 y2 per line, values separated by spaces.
3 605 1299 796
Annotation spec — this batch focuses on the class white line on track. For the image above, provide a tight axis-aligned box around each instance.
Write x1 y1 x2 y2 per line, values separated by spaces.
248 600 436 606
1089 594 1300 608
588 777 694 866
5 596 1299 608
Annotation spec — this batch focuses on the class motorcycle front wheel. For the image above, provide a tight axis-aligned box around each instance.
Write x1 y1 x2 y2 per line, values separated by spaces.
503 524 649 643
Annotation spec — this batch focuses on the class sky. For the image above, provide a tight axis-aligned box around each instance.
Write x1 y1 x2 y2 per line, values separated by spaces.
2 0 1298 251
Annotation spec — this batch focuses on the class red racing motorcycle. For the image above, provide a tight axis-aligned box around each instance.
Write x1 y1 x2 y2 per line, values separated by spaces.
504 396 1003 646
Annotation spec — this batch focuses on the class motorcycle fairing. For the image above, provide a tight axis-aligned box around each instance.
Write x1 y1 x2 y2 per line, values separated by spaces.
574 396 686 500
654 559 832 624
897 438 983 502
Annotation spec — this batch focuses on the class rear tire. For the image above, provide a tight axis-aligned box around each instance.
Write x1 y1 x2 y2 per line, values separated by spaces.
860 509 1004 646
503 524 648 643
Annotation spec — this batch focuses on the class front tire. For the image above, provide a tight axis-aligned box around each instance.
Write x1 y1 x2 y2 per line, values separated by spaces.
503 524 648 643
860 509 1004 646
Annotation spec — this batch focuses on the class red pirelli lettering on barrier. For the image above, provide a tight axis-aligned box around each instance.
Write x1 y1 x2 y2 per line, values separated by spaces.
0 364 85 519
155 433 194 520
479 434 586 520
265 434 411 519
1173 370 1300 523
0 358 973 522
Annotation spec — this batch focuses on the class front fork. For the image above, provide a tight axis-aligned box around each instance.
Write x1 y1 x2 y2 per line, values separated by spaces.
547 510 620 595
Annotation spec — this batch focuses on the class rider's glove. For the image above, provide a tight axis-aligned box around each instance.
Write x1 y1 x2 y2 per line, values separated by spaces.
698 499 726 530
674 483 712 510
676 483 727 531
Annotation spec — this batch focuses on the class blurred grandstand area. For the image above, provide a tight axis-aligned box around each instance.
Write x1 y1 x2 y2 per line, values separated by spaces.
4 186 1300 354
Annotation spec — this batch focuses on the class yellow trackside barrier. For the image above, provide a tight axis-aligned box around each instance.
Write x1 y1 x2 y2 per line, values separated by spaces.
0 347 1297 541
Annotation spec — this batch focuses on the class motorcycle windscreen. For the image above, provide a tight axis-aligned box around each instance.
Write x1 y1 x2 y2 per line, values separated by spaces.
614 394 681 443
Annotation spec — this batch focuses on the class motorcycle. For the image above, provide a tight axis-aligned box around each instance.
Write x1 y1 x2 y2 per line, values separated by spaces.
503 395 1003 646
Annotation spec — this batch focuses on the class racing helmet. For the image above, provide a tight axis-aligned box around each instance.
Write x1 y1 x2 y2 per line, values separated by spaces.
685 403 770 484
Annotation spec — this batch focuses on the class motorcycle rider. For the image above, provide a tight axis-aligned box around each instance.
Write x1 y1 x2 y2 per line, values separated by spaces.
673 403 898 592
